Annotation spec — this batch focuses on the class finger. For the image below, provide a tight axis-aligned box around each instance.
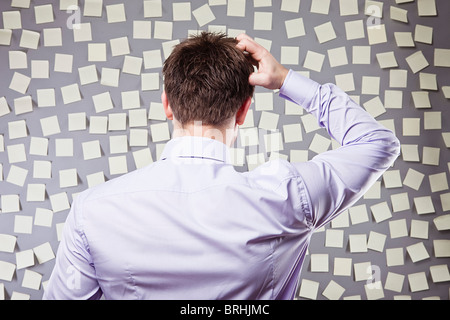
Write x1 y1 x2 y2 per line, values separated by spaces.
236 37 266 62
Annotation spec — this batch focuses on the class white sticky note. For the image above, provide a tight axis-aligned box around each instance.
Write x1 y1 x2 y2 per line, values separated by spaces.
106 3 126 23
88 116 107 134
407 242 430 263
101 68 120 87
193 4 216 27
389 219 408 239
59 168 78 188
154 21 173 40
8 120 27 140
43 27 62 47
49 192 70 213
383 170 402 188
402 118 420 136
3 11 22 29
280 46 299 65
36 88 55 108
109 135 128 154
73 22 92 42
141 73 160 91
13 96 32 115
26 183 46 202
254 12 272 31
367 25 387 45
78 65 98 85
376 51 398 69
151 122 170 142
406 51 429 73
133 20 152 39
390 6 408 23
173 2 191 21
363 96 386 118
0 234 17 253
415 24 433 44
33 242 55 264
88 43 106 62
0 261 16 281
92 92 113 114
309 133 331 154
385 272 405 293
414 196 435 215
130 128 149 147
370 202 392 223
54 53 73 73
422 146 440 166
314 21 336 44
417 0 436 16
328 47 348 68
148 102 166 121
333 257 352 276
410 219 429 240
349 234 368 253
389 69 408 88
303 51 325 72
68 112 87 131
143 50 162 69
403 168 424 190
9 51 27 69
391 192 411 213
281 0 300 13
109 155 128 175
20 29 40 49
227 0 246 17
394 32 415 47
386 247 404 267
123 56 143 75
82 140 101 160
384 90 402 109
34 4 54 24
298 279 319 300
0 29 12 45
84 0 102 17
325 229 344 248
34 208 53 228
9 72 31 94
367 231 386 252
344 19 365 40
108 113 127 131
121 90 140 110
285 18 305 39
352 46 371 64
14 215 33 234
133 148 153 169
61 83 81 104
16 249 34 270
144 0 162 18
311 0 330 14
361 76 380 95
254 92 273 111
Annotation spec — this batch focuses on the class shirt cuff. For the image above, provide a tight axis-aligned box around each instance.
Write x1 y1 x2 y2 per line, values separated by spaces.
279 69 320 111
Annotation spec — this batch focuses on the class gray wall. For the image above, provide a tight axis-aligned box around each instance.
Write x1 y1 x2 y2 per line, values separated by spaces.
0 0 449 300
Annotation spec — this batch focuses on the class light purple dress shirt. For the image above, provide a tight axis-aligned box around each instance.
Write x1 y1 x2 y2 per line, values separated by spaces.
43 70 400 300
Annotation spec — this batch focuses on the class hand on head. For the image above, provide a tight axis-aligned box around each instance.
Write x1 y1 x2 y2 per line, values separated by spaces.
236 33 289 90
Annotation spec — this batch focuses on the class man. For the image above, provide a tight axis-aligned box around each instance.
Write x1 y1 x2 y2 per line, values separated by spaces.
43 32 400 300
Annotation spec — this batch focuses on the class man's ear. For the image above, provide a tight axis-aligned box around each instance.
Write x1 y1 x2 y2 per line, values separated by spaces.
161 91 173 120
235 96 252 126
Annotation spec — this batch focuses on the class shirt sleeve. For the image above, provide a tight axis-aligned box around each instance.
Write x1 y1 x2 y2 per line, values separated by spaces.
42 196 102 300
279 70 401 230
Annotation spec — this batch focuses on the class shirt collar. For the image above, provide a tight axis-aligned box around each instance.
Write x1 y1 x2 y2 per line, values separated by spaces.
160 136 232 164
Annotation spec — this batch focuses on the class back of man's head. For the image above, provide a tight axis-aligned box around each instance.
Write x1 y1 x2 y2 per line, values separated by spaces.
162 32 255 127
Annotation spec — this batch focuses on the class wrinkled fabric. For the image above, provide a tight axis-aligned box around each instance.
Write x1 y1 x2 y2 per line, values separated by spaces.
43 70 400 300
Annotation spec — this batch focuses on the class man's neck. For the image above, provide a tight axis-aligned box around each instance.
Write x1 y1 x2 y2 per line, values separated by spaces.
171 120 238 147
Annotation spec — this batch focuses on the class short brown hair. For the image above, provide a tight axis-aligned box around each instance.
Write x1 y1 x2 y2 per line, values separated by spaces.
162 32 255 127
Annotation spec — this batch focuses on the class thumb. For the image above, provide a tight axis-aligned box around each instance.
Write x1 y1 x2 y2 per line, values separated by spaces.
249 72 274 89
